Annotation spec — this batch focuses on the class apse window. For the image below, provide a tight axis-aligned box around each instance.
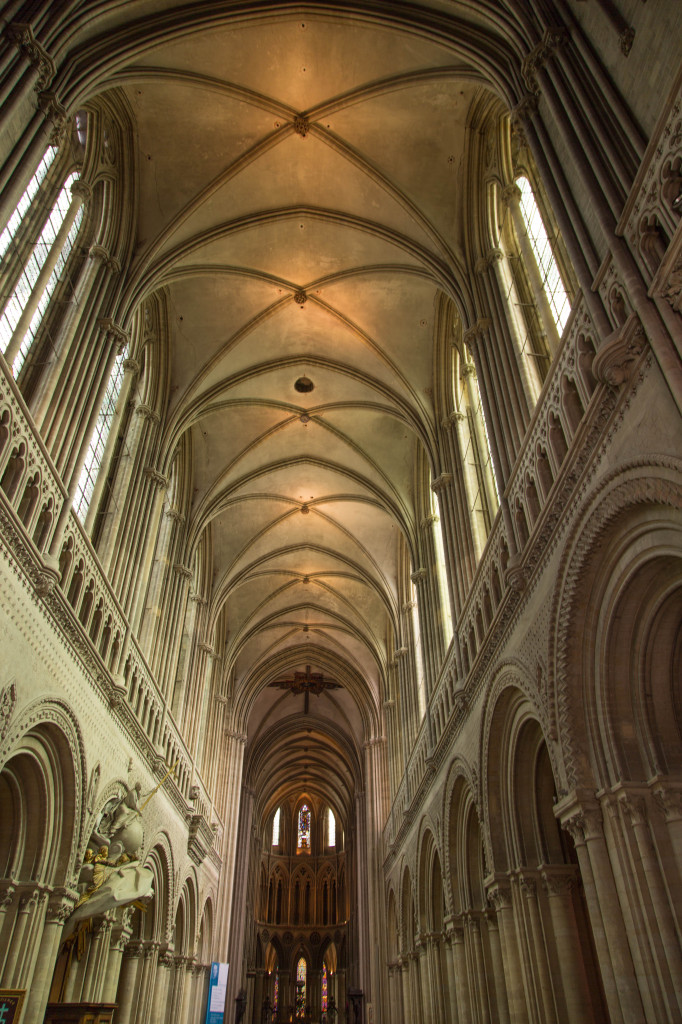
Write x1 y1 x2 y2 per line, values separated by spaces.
296 957 307 1018
516 175 571 333
272 806 281 847
327 807 336 848
297 803 311 851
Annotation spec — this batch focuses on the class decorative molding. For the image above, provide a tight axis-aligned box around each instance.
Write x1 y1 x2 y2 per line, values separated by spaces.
0 681 17 746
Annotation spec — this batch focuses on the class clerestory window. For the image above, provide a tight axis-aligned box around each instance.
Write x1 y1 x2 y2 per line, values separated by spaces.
515 175 571 336
272 806 281 846
73 346 128 522
0 149 85 378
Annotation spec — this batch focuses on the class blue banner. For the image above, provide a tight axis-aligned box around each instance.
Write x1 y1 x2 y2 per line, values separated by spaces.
205 962 229 1024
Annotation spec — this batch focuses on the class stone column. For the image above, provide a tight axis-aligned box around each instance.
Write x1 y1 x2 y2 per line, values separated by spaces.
450 923 471 1024
1 885 40 987
115 941 145 1024
617 788 682 1013
150 947 174 1024
22 887 77 1023
102 909 134 1002
518 874 554 1021
541 866 593 1022
485 879 526 1024
177 956 197 1024
484 911 509 1024
441 931 459 1024
465 913 490 1024
556 790 644 1024
81 914 114 1001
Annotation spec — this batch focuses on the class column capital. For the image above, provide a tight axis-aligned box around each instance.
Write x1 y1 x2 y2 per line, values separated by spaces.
97 317 129 352
431 472 453 492
410 567 427 585
144 466 169 489
173 563 193 580
485 876 513 911
650 778 682 822
37 90 67 144
88 244 121 274
540 865 578 898
135 403 160 423
420 513 439 530
554 788 604 844
70 180 92 203
501 182 522 207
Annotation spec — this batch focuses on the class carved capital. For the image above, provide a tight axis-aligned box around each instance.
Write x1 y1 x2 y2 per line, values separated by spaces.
431 472 452 492
97 317 129 352
410 568 427 585
135 404 160 423
501 182 522 207
651 781 682 822
122 357 140 375
541 867 576 898
70 180 92 203
144 467 169 489
88 244 121 274
173 563 193 580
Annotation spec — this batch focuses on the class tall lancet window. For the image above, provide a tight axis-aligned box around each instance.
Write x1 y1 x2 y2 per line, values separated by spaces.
73 345 128 521
272 807 281 847
0 152 85 377
297 803 311 851
296 957 307 1018
516 175 571 334
327 807 336 848
429 480 453 646
411 578 426 720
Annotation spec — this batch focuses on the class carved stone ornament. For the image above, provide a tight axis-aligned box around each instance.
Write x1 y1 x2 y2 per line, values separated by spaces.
7 23 56 91
592 313 648 388
0 681 17 745
293 115 310 137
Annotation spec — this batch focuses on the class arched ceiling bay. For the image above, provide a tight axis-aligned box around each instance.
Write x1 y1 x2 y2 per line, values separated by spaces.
92 8 499 750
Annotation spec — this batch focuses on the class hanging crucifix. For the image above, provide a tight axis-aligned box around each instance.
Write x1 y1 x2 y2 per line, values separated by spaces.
269 665 341 713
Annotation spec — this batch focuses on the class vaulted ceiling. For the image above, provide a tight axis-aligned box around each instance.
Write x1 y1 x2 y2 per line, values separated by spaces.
72 3 517 821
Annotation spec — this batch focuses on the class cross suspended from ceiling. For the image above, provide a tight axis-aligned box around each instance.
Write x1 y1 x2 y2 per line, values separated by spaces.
269 665 341 713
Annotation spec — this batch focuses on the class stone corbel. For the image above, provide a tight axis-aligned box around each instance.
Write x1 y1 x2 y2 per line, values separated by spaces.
7 23 56 91
592 312 648 387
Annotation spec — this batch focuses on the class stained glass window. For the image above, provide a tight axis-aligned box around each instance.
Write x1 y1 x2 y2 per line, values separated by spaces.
297 804 311 850
516 175 571 333
322 963 328 1011
327 807 335 847
272 807 280 846
273 973 279 1012
296 957 306 1018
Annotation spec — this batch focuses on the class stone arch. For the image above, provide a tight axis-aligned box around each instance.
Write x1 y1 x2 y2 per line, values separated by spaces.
551 460 682 790
0 699 86 885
